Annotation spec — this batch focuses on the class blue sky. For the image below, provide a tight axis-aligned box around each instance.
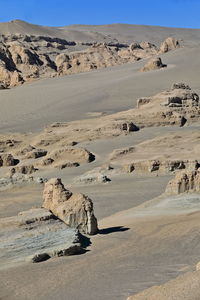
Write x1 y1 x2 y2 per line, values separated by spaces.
0 0 199 28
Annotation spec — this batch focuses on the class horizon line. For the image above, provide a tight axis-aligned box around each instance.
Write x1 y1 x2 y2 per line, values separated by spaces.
1 19 200 31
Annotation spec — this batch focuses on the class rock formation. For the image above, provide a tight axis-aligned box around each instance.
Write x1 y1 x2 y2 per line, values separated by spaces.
140 57 167 72
0 33 181 88
159 37 180 53
9 164 36 175
25 149 47 159
42 178 98 235
166 169 200 195
47 147 95 164
0 153 19 166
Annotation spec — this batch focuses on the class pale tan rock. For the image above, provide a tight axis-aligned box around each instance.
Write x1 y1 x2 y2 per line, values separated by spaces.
159 37 180 53
25 149 47 159
0 153 19 166
166 169 200 195
9 164 36 176
140 57 166 72
47 147 95 164
0 34 181 87
196 261 200 271
42 178 98 235
137 97 151 108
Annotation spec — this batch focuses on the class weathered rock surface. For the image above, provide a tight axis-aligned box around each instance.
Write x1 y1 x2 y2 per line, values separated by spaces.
166 169 200 195
47 147 95 164
140 57 167 72
42 178 98 235
123 159 199 175
74 173 111 185
0 33 181 88
0 153 19 166
25 149 47 159
8 164 37 175
0 208 82 268
159 37 180 53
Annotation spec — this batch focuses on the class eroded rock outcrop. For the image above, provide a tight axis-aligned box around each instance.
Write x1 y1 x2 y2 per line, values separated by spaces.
0 33 181 88
166 169 200 195
42 178 98 235
47 147 95 164
159 37 180 53
0 153 19 166
141 57 167 72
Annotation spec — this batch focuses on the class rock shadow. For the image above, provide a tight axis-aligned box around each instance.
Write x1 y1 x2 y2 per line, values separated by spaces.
98 226 130 235
78 232 91 253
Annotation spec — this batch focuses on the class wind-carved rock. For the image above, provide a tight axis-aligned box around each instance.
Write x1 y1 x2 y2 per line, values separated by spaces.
159 37 180 53
42 178 98 235
166 169 200 195
141 57 167 72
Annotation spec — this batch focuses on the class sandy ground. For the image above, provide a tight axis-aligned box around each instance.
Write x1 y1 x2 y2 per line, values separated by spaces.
1 23 200 300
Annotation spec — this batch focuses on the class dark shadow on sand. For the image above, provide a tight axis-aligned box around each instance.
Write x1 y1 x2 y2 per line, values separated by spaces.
98 226 130 235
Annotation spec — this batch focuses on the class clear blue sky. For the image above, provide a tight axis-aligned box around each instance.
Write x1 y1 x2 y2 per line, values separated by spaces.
0 0 199 28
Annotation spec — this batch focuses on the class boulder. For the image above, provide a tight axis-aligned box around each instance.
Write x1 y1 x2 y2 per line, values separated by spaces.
25 149 47 159
42 178 98 235
160 37 180 53
0 82 8 89
0 153 19 166
48 147 95 163
141 57 167 72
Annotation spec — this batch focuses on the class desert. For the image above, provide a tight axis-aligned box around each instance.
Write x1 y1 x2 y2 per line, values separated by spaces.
1 8 200 300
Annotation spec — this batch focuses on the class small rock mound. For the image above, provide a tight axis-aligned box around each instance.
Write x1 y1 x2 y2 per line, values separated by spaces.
141 57 167 72
42 178 98 235
159 37 180 53
0 153 19 166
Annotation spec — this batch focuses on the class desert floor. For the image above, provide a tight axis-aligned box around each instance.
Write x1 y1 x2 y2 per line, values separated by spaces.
1 23 200 300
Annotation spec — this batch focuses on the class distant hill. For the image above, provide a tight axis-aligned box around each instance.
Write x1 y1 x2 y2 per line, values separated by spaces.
1 20 200 45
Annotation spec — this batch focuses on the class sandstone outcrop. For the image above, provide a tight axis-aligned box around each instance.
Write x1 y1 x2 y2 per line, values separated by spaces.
141 57 167 72
166 169 200 195
25 149 47 159
159 37 180 53
46 147 95 164
122 159 199 175
42 178 98 235
9 164 37 175
0 33 181 88
0 153 19 166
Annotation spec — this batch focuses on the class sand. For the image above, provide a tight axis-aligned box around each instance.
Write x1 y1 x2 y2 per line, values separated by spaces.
1 21 200 300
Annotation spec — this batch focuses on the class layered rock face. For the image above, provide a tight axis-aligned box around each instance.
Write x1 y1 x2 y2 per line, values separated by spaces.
43 178 98 235
141 57 167 72
0 34 180 87
166 169 200 194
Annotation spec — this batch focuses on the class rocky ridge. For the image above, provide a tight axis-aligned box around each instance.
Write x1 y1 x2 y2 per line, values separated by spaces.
0 35 179 87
